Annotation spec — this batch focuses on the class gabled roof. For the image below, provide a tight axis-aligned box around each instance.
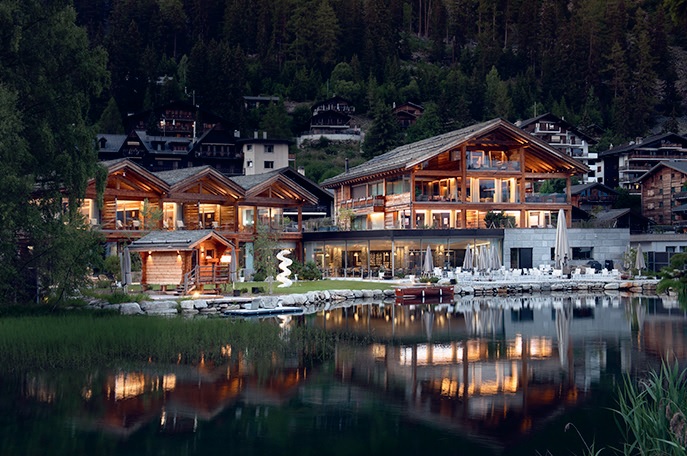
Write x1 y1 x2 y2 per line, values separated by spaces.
635 160 687 184
190 124 238 151
393 101 424 112
125 100 227 130
593 208 630 223
154 165 245 197
230 167 319 205
321 118 589 187
570 182 619 195
128 229 233 251
517 112 597 144
91 158 170 193
599 132 687 158
312 95 353 110
97 134 127 153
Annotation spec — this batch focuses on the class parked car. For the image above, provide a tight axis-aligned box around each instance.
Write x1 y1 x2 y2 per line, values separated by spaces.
586 260 603 272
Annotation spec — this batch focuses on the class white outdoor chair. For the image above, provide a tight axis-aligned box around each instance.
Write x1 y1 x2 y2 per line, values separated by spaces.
116 220 124 229
176 220 185 230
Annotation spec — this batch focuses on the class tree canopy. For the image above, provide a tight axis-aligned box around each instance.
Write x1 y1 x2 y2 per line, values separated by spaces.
68 0 686 143
0 1 109 304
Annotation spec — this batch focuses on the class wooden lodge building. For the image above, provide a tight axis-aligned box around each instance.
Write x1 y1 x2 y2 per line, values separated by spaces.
321 118 588 231
306 118 591 278
81 159 331 292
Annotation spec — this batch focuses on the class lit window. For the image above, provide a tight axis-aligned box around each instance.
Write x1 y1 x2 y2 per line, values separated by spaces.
264 161 274 169
247 160 253 168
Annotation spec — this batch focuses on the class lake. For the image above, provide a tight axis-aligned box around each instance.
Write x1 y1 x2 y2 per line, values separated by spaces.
0 292 685 455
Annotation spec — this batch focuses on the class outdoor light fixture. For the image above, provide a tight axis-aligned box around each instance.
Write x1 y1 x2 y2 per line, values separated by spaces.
220 254 231 263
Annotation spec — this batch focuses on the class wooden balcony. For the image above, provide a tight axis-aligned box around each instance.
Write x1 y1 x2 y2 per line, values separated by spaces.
341 195 385 211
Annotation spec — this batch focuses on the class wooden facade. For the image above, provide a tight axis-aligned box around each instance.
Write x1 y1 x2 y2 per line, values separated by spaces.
130 230 236 293
322 119 589 230
637 161 687 230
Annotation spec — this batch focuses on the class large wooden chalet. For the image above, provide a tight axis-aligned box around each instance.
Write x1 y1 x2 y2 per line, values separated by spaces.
321 118 589 230
81 159 330 292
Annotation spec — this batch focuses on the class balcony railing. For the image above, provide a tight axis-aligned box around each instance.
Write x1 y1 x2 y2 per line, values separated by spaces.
577 196 616 204
467 161 520 171
340 195 385 210
524 192 567 203
674 190 687 200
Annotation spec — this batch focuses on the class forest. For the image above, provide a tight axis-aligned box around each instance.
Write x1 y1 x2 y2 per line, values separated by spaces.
0 0 686 303
78 0 687 154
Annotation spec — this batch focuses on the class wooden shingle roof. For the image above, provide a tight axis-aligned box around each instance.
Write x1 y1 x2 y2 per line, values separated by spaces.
321 118 588 187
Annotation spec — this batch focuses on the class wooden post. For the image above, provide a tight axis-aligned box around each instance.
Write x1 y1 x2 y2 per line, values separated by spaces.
297 205 303 232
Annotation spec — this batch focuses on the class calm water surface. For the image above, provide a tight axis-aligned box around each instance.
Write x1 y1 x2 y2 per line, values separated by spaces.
1 293 685 456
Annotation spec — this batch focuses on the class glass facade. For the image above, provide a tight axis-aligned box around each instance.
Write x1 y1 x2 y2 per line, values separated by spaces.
304 235 500 279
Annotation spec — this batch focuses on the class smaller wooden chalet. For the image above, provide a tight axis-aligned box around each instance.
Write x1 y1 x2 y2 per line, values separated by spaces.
98 101 242 172
570 182 618 213
636 160 687 230
517 113 598 183
310 96 355 134
129 230 236 294
599 132 687 191
393 102 424 128
126 100 224 139
189 124 243 175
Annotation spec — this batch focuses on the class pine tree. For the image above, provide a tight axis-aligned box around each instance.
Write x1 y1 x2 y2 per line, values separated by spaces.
97 97 125 134
484 66 512 119
362 99 402 158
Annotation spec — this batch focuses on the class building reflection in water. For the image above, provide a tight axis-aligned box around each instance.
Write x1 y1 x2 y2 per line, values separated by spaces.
16 293 687 447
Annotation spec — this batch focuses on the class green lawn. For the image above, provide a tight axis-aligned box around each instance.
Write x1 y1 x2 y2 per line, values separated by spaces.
122 279 397 296
235 279 396 294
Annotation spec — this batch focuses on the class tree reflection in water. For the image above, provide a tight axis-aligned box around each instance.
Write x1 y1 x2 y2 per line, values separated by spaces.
3 292 687 456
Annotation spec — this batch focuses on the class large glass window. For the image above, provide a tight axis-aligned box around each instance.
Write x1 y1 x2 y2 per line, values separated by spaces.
352 184 367 199
479 179 495 202
369 181 384 196
386 176 410 195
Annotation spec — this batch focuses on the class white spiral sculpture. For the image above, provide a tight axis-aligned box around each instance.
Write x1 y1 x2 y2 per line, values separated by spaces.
276 249 293 288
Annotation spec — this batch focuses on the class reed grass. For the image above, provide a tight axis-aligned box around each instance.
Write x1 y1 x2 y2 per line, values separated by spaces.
0 313 287 372
613 360 687 455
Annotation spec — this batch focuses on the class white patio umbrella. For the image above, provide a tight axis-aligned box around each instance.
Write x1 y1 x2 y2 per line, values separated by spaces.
635 244 646 276
490 244 502 270
555 299 573 371
479 244 488 270
554 209 571 269
119 246 132 287
423 245 434 275
462 245 473 270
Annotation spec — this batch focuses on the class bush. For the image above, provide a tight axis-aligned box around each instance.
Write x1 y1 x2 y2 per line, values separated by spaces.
419 277 430 283
103 255 120 280
253 271 266 282
429 277 440 283
300 261 322 280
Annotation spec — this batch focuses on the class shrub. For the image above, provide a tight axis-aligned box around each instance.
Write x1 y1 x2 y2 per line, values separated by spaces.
300 261 322 280
103 255 120 280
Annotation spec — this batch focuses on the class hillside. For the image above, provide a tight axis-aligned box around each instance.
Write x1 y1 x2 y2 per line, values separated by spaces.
76 1 687 163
